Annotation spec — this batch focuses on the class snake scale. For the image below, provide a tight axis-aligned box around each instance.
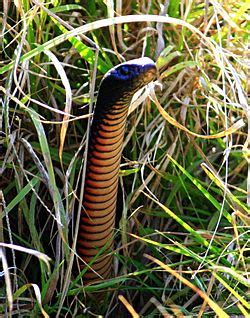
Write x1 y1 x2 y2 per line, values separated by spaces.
76 57 157 282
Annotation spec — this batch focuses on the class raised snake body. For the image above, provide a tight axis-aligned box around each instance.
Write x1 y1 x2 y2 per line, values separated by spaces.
76 57 157 282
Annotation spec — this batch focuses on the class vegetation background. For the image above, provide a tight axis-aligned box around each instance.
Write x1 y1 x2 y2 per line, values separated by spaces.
0 0 249 317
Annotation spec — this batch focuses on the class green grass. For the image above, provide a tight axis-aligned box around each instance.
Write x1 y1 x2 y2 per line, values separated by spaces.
0 0 249 317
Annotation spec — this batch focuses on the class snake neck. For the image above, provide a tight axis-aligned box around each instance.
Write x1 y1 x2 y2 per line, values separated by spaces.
77 98 131 282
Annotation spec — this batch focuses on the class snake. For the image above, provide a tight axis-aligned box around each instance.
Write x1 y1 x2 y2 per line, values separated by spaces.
76 57 157 282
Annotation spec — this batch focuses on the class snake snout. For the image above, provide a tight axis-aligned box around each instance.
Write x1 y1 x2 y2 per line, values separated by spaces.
142 64 157 83
139 60 157 84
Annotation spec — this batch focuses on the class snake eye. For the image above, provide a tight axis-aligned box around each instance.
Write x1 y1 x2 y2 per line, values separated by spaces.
119 66 130 76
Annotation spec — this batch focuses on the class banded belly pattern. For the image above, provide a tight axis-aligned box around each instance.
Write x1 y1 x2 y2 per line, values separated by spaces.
76 57 157 282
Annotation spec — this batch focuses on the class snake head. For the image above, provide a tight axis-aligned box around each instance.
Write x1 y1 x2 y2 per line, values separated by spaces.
99 57 157 103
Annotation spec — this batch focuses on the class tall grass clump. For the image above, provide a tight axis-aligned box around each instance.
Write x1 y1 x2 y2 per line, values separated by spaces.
0 0 249 317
